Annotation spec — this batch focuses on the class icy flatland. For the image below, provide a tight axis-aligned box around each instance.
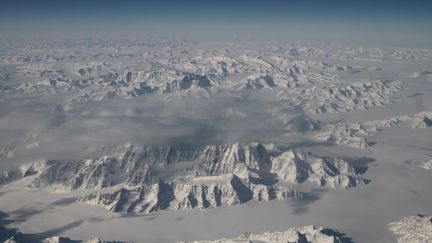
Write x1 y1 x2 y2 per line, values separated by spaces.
0 39 431 242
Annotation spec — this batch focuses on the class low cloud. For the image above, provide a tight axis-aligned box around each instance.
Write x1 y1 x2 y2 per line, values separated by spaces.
0 89 306 170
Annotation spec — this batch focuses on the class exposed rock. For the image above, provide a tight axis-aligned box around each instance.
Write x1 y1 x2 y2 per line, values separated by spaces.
80 175 305 214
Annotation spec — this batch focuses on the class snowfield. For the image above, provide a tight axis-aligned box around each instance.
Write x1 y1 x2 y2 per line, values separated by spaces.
0 39 431 242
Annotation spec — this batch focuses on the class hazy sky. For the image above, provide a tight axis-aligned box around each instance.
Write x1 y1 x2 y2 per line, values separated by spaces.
1 0 431 46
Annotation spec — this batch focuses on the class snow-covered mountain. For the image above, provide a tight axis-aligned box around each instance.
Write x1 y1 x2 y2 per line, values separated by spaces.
20 143 366 192
1 39 431 243
278 80 404 114
80 175 305 214
0 142 367 214
315 111 432 148
179 225 349 243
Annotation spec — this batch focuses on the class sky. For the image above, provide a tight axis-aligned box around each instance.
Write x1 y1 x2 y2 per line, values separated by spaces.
0 0 432 46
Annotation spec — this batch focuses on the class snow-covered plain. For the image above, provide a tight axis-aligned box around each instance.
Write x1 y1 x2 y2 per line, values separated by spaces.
0 39 431 242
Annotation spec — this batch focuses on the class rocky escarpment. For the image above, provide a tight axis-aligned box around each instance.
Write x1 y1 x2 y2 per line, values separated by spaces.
179 225 349 243
389 214 432 243
28 145 198 191
77 144 365 214
195 143 272 177
80 175 305 214
7 142 367 214
27 143 366 192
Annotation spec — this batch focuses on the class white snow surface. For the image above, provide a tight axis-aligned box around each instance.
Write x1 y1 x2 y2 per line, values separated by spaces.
179 225 346 243
389 214 432 243
1 39 431 243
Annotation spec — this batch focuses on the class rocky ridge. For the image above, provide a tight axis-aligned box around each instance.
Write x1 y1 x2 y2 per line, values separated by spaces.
1 143 367 214
316 111 432 149
178 225 350 243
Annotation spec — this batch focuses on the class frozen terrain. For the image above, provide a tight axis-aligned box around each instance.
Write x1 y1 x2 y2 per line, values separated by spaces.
179 225 350 243
0 39 431 242
389 214 432 243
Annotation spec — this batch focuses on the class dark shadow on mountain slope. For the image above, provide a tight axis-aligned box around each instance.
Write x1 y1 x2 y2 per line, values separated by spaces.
156 181 176 210
321 228 354 243
231 175 253 203
342 156 375 175
248 173 278 186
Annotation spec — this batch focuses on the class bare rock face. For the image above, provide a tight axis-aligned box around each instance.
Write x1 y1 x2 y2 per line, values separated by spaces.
28 145 197 191
389 214 432 243
5 142 366 214
29 155 154 191
76 143 365 214
27 143 365 191
80 175 305 214
195 143 272 177
179 225 350 243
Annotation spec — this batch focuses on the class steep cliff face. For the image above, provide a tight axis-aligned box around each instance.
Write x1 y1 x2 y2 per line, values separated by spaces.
1 142 367 214
196 143 271 177
27 145 200 191
26 142 364 192
80 175 305 214
29 156 154 191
